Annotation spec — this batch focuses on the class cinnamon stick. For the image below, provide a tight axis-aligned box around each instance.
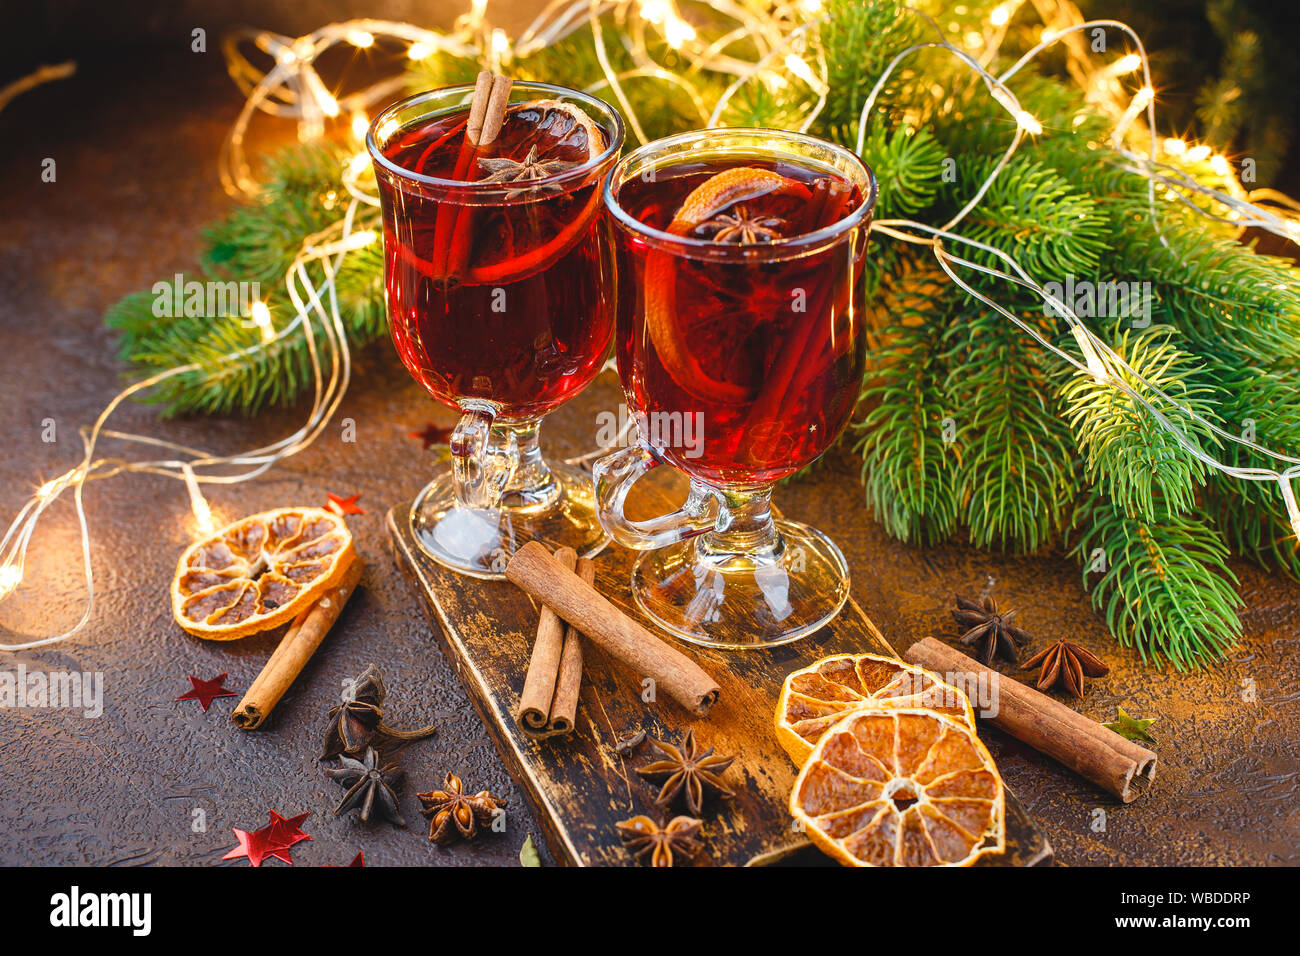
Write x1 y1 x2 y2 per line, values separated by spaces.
435 72 513 283
518 547 577 734
233 552 364 730
904 637 1157 803
505 542 720 716
545 556 595 736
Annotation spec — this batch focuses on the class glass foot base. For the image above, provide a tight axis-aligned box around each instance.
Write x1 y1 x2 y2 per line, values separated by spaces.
630 519 849 649
410 460 608 579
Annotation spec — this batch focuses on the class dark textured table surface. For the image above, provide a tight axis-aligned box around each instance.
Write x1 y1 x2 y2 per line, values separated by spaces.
1 49 1298 867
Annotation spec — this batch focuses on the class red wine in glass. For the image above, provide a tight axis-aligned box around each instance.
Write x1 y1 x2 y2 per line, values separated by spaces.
369 83 623 578
612 158 868 485
377 100 616 420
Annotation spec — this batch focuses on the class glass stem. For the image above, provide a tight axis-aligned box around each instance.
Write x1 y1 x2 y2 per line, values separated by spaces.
698 485 783 563
496 417 559 509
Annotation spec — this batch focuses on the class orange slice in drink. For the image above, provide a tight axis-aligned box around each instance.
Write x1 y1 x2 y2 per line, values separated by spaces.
791 709 1006 867
466 100 607 286
643 167 811 404
172 507 356 640
775 652 976 766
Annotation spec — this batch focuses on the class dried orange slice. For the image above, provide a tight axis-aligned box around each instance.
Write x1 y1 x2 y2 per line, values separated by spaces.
467 99 607 285
643 167 811 405
172 507 356 640
775 652 976 766
791 709 1005 867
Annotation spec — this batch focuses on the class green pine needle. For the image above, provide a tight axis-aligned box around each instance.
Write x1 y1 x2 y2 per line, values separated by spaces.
1070 490 1243 668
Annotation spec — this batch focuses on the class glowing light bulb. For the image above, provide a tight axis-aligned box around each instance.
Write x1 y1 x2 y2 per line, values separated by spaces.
990 5 1011 26
347 30 374 48
1163 137 1186 156
799 0 823 13
319 93 340 118
348 152 370 177
640 0 669 24
1018 112 1043 135
37 479 59 499
1186 144 1211 162
1112 54 1142 73
0 565 21 599
341 230 377 251
408 41 432 60
1040 28 1057 43
784 53 815 85
1210 154 1230 176
250 301 275 344
1132 86 1154 109
350 112 368 140
491 28 510 59
665 17 696 49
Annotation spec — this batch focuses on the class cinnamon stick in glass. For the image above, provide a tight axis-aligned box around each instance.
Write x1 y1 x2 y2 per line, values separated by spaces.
545 556 595 736
904 637 1157 803
506 542 720 716
517 547 577 734
435 72 513 282
233 552 364 730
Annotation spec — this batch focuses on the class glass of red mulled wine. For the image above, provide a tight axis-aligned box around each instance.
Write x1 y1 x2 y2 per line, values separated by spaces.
368 83 624 577
595 129 876 647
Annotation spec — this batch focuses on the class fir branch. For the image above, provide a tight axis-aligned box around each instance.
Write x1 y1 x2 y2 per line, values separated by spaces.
942 292 1078 551
106 143 385 416
858 124 946 219
937 156 1109 281
1070 490 1243 668
1204 363 1300 579
855 279 961 544
1104 197 1300 364
1059 328 1221 520
818 0 927 132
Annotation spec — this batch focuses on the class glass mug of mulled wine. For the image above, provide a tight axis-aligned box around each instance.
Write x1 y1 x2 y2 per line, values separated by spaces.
368 82 624 576
594 129 876 648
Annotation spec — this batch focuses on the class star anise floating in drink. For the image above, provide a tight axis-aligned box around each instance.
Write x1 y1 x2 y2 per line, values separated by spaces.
416 773 506 845
695 203 786 244
1022 639 1109 698
326 747 406 827
477 146 577 197
615 814 704 867
951 594 1031 665
636 729 735 816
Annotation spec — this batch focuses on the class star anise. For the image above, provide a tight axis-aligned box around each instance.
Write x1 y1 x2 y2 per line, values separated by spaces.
326 747 406 827
416 773 506 845
319 664 436 760
951 594 1031 665
1022 639 1109 697
477 146 576 197
636 729 735 816
615 815 703 867
696 203 786 244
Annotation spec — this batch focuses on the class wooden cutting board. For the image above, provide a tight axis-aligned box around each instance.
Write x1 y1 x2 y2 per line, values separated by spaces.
387 502 1052 867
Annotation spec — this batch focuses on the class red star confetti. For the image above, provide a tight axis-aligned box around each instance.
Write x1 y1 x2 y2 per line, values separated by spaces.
265 811 312 863
175 673 237 712
222 811 312 867
326 492 364 516
409 422 454 449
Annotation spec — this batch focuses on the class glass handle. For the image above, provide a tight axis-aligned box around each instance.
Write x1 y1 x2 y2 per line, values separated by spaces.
450 402 517 509
593 441 720 550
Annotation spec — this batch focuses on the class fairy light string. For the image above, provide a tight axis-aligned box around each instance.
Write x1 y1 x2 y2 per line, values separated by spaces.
3 0 1300 650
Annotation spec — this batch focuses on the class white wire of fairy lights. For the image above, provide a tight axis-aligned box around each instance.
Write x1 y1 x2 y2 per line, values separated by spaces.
5 0 1300 650
0 197 376 650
